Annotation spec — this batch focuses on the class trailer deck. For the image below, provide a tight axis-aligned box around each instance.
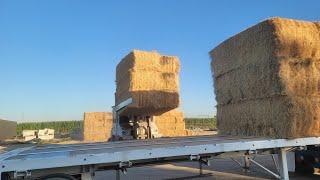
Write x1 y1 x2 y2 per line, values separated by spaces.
1 135 320 180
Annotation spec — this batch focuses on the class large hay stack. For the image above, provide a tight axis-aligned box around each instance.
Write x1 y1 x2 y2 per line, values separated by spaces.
0 119 16 141
154 109 188 137
83 112 113 142
210 17 320 138
116 50 180 116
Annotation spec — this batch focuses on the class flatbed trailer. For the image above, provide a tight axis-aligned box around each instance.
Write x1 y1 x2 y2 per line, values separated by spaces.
1 135 320 180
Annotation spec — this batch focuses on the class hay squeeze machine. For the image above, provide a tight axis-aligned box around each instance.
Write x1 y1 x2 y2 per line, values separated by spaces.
111 98 161 140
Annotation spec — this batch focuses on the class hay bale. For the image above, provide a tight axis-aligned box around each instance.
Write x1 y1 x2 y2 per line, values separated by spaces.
83 112 113 142
154 109 188 137
0 119 16 141
210 17 320 138
22 130 37 141
38 128 55 140
116 50 180 116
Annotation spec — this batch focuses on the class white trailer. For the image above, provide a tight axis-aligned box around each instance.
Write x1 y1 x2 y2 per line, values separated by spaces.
1 135 320 180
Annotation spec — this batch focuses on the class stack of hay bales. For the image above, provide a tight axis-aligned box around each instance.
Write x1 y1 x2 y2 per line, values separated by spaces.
210 17 320 138
116 50 188 137
116 50 180 116
83 112 113 142
154 109 187 137
0 119 16 141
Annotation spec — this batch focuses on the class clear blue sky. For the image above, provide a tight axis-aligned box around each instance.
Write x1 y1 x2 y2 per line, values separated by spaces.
0 0 319 122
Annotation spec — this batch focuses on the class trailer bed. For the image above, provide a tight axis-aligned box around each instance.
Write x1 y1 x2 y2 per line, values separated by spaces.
1 135 320 179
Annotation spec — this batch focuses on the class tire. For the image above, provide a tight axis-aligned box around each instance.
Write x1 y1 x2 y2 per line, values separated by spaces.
1 173 11 180
39 173 77 180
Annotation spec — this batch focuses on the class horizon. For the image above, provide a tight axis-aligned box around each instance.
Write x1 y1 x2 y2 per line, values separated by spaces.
1 0 319 122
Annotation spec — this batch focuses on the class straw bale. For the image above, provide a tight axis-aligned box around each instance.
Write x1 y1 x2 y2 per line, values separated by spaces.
210 17 320 138
116 50 180 116
154 109 188 137
38 128 55 140
0 119 16 140
22 130 36 137
83 112 113 142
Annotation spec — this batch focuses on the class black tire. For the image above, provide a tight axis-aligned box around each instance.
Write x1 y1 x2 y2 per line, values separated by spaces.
1 173 11 180
39 173 77 180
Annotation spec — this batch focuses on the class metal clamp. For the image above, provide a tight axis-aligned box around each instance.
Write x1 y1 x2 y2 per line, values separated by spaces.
199 158 210 166
190 155 200 161
189 155 211 176
247 150 257 155
119 161 132 168
118 161 132 174
14 170 31 179
81 165 95 177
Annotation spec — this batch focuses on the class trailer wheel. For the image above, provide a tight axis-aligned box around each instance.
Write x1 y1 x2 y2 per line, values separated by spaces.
39 173 77 180
1 173 11 180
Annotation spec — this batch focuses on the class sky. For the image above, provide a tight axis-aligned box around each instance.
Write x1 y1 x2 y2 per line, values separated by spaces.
0 0 319 122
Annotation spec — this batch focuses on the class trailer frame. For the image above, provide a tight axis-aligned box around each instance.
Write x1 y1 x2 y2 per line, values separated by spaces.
1 135 320 180
2 99 319 180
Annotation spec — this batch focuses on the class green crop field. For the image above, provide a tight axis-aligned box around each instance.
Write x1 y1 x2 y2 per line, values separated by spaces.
17 121 83 136
185 117 216 130
17 117 216 136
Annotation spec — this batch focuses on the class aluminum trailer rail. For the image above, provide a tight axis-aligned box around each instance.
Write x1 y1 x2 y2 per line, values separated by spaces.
1 136 320 180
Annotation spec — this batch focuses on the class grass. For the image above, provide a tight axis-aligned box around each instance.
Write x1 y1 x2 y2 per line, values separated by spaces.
185 117 216 130
17 121 82 136
17 117 216 135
